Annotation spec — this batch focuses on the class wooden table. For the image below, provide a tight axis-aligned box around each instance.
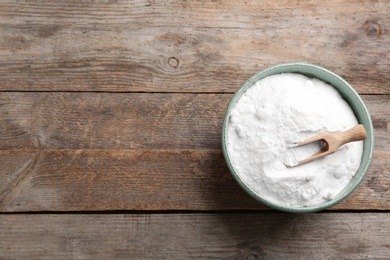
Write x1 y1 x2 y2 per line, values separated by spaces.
1 1 389 258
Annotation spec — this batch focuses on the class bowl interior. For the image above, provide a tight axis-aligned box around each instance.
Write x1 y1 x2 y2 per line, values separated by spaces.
222 63 374 213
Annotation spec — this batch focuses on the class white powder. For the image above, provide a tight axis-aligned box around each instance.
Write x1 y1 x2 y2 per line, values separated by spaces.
226 73 363 208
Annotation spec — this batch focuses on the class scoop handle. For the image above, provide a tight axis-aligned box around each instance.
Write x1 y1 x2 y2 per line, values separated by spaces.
338 124 367 146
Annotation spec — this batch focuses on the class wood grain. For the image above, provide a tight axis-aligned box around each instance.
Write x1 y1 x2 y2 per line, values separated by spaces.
0 93 227 150
1 1 389 258
1 0 389 93
0 149 388 212
0 92 388 211
0 93 388 151
1 213 390 259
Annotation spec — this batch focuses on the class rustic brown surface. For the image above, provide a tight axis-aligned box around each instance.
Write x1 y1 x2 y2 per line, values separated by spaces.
1 0 390 258
0 93 388 212
1 213 390 259
0 93 388 150
0 150 388 212
1 0 389 93
0 93 227 150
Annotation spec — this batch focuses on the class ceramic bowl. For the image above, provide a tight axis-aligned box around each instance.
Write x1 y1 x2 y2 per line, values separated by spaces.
221 63 374 213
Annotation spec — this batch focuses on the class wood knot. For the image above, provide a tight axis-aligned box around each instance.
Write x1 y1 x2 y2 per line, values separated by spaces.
168 57 179 68
362 20 382 38
246 253 258 260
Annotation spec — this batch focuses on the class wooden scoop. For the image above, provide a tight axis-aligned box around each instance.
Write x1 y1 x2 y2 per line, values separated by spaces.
288 124 367 167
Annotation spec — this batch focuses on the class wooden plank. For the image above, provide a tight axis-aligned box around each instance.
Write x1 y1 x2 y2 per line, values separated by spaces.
0 149 388 212
1 0 389 93
0 93 388 151
364 95 390 152
0 213 389 259
0 92 227 150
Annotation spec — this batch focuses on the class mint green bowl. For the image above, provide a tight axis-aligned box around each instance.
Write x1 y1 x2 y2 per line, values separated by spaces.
222 63 374 213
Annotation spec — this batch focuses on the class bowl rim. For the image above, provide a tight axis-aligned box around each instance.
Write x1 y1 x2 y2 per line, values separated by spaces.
221 62 374 213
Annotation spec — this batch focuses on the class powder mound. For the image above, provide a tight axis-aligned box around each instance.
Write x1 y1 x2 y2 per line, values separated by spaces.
227 73 363 208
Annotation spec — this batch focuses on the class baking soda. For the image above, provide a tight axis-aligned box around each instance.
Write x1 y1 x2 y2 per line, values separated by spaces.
226 73 363 207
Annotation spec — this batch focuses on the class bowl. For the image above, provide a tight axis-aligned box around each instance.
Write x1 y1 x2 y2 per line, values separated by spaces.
222 63 374 213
